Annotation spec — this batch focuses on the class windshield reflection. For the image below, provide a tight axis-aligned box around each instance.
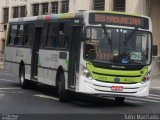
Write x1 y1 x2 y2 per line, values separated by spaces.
84 27 152 65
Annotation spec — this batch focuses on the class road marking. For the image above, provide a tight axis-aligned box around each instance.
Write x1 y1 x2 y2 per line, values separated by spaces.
0 87 20 90
9 91 24 94
0 78 18 83
0 72 15 76
149 94 160 97
125 99 143 104
0 71 9 73
0 90 6 92
128 97 160 103
0 93 5 97
147 96 160 100
151 87 160 90
0 89 24 94
34 94 59 101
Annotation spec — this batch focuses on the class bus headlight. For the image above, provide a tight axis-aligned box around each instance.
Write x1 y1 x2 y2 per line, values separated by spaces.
141 72 151 83
81 67 92 80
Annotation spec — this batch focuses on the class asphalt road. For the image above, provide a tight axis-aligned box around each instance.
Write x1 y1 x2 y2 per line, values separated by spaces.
0 70 160 116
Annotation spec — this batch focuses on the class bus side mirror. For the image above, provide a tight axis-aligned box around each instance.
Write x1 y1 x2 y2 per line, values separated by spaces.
152 45 158 56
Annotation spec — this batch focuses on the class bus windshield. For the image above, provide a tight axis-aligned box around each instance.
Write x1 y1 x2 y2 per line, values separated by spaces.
84 27 152 65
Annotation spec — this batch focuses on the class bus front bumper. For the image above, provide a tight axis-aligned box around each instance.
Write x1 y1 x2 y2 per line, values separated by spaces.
77 76 150 97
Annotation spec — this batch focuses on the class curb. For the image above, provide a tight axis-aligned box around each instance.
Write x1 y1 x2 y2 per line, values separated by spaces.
150 87 160 90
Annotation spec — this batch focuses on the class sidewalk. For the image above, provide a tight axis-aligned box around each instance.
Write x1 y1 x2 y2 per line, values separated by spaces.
0 62 4 69
0 55 4 69
151 76 160 89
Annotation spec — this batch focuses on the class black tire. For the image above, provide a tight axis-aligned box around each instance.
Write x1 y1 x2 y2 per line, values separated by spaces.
58 73 69 102
19 65 28 89
115 97 125 104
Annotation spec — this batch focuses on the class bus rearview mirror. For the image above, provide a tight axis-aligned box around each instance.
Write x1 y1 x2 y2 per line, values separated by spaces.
152 45 158 56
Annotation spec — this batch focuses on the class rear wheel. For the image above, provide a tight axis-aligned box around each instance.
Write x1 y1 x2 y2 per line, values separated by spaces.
58 73 69 102
19 65 28 89
115 97 125 104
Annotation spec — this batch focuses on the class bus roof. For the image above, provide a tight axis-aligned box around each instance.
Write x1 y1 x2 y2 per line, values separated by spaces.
9 10 150 23
9 12 82 23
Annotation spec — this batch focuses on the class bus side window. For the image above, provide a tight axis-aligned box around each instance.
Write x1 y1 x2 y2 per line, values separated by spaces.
7 25 11 45
14 24 24 45
45 22 59 48
58 22 69 49
23 23 34 47
8 25 18 45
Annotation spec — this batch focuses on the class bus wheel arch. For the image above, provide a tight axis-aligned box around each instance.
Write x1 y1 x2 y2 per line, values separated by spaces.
56 66 65 88
19 61 24 77
56 66 69 102
19 61 28 88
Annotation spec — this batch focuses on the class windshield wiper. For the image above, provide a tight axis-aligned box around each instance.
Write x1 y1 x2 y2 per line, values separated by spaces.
124 28 138 46
101 24 111 44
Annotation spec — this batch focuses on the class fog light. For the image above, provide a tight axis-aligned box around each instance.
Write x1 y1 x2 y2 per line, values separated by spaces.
81 67 92 80
141 72 151 83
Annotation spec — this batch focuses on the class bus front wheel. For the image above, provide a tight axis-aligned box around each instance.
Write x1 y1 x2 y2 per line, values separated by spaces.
19 65 28 89
58 73 69 102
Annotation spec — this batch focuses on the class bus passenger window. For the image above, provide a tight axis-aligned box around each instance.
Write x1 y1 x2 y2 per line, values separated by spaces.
45 23 59 48
15 25 24 45
58 23 69 49
23 24 34 46
8 25 18 45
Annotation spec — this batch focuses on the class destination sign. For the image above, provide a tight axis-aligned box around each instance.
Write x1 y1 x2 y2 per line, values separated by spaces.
89 13 149 29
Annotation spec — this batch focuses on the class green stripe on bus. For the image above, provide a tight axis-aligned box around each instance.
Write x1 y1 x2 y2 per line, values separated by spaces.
86 62 148 83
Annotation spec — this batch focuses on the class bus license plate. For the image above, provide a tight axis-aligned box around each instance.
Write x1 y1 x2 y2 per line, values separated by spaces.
111 86 123 91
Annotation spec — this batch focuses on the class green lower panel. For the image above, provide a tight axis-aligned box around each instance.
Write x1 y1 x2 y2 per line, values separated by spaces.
86 62 148 83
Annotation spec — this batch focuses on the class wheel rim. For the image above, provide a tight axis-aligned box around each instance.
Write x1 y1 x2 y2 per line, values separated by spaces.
58 80 61 94
20 71 24 84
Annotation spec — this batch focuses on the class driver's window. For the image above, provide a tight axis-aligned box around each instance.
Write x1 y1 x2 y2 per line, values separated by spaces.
141 34 148 53
136 35 142 52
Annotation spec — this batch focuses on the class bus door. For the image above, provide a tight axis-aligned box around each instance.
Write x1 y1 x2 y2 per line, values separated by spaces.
68 25 82 90
31 27 43 80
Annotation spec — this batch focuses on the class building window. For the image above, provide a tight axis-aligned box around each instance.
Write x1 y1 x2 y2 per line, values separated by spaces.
33 4 39 16
4 25 7 31
42 3 48 14
3 8 9 23
113 0 125 12
20 6 26 17
13 7 19 18
52 2 58 14
93 0 105 11
61 0 69 13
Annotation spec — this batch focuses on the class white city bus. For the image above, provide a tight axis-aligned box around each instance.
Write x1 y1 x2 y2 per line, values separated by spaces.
5 11 152 102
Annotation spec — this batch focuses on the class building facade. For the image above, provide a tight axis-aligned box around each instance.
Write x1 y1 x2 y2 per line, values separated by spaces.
0 0 160 76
